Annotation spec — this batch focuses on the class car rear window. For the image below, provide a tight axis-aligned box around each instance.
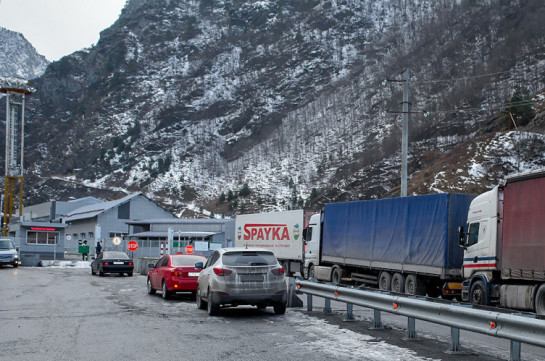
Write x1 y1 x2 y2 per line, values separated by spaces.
222 251 278 266
171 255 206 266
103 251 129 259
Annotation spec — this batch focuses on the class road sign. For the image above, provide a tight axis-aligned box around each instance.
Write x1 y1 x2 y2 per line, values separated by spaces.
127 240 138 252
112 237 122 246
66 234 72 241
185 245 194 254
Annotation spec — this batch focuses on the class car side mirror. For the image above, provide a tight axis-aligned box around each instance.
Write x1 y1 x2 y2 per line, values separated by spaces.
458 226 467 249
195 262 204 269
16 247 19 251
148 263 155 269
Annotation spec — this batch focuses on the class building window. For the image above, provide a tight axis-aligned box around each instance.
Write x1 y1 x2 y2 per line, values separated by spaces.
88 232 94 239
109 232 127 238
80 233 86 240
118 202 130 219
27 231 58 245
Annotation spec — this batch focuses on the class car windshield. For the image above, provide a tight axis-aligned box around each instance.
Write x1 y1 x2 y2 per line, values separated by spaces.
0 240 15 249
103 251 129 259
171 255 206 266
222 251 278 266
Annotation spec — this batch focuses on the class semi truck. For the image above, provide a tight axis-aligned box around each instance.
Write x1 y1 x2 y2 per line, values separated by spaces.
304 193 475 298
235 210 313 276
460 169 545 315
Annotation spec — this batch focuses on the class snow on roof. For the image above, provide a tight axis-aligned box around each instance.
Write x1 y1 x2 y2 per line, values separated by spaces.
62 193 140 222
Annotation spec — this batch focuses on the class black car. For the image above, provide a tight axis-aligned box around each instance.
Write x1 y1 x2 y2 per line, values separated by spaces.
91 251 134 276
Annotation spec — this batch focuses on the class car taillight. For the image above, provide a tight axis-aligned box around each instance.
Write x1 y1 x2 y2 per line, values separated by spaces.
172 268 182 277
128 261 133 266
103 262 110 265
213 267 232 276
271 267 285 275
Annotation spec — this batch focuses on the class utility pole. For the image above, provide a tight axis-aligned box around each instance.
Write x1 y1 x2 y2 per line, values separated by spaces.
401 69 409 197
0 77 34 236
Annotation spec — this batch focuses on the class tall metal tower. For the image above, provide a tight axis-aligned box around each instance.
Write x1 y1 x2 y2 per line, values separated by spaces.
0 77 34 236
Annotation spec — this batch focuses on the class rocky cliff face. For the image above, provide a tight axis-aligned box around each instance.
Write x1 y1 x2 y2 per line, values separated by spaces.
8 0 545 216
0 27 49 79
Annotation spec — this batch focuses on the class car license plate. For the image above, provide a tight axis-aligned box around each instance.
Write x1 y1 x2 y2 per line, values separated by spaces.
188 272 200 277
113 261 124 265
240 274 264 282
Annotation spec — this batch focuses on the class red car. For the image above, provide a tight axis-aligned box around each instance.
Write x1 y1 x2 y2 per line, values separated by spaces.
147 254 207 299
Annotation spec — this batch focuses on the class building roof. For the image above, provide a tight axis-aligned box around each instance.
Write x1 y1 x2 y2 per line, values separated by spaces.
20 221 68 229
129 231 220 238
63 193 140 222
127 218 234 225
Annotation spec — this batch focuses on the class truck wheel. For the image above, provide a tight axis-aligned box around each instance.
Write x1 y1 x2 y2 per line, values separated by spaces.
308 265 315 279
331 268 343 285
392 273 405 293
535 284 545 315
405 275 426 296
379 271 392 291
469 280 488 305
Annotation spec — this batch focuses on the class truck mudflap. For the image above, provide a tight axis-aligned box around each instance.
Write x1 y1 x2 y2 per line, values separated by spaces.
442 281 462 299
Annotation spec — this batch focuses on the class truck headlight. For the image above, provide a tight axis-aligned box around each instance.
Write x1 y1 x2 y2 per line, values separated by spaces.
14 254 18 259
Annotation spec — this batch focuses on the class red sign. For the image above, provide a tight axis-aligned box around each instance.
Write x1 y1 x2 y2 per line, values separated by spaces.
185 245 194 254
127 240 139 252
30 227 56 231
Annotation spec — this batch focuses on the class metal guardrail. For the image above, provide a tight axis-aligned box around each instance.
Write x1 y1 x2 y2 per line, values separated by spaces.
295 279 545 361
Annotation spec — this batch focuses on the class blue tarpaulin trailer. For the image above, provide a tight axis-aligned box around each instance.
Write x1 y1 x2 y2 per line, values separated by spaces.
320 193 475 280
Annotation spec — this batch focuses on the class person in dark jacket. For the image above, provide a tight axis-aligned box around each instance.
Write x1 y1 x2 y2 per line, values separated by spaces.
95 241 102 256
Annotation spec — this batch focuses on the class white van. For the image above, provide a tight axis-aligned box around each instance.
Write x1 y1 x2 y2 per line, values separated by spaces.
0 239 19 267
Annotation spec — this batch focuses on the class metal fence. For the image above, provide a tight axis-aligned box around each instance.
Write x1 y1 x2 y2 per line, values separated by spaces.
295 279 545 361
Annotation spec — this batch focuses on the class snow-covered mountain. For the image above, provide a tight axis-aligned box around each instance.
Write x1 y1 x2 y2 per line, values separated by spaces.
8 0 545 217
0 27 49 79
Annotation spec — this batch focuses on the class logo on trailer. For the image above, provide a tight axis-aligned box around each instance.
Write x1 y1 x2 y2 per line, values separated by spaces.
243 224 290 241
237 226 242 240
293 224 300 240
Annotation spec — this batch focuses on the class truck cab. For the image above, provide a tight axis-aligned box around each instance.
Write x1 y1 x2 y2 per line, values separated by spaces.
303 213 321 279
461 186 500 280
0 238 19 268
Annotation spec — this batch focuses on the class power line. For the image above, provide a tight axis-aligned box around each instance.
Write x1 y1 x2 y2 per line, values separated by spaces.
412 70 514 84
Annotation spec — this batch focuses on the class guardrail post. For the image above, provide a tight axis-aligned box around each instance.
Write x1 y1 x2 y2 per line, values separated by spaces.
343 303 356 321
510 340 521 361
323 298 332 314
405 317 417 340
307 294 313 312
287 278 303 308
449 327 461 352
370 309 383 329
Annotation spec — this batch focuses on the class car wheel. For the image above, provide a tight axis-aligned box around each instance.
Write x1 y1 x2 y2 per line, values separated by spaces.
147 278 156 295
162 281 170 300
469 280 487 305
273 302 287 315
13 262 18 268
207 288 219 316
98 268 104 277
196 288 206 310
91 267 96 275
127 272 133 277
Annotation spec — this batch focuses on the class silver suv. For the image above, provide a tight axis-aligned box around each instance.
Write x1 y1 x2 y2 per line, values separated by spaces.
195 247 287 316
0 239 19 268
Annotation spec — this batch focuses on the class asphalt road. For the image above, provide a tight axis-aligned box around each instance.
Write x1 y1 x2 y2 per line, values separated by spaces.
1 266 543 361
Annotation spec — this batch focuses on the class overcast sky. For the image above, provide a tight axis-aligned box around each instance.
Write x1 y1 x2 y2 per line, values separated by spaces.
0 0 127 61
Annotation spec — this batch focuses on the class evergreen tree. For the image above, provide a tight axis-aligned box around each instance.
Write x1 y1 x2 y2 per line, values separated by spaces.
218 192 226 203
504 86 535 128
239 183 251 197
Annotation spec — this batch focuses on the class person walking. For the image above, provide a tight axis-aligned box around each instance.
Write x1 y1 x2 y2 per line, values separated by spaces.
82 240 89 261
95 241 102 257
